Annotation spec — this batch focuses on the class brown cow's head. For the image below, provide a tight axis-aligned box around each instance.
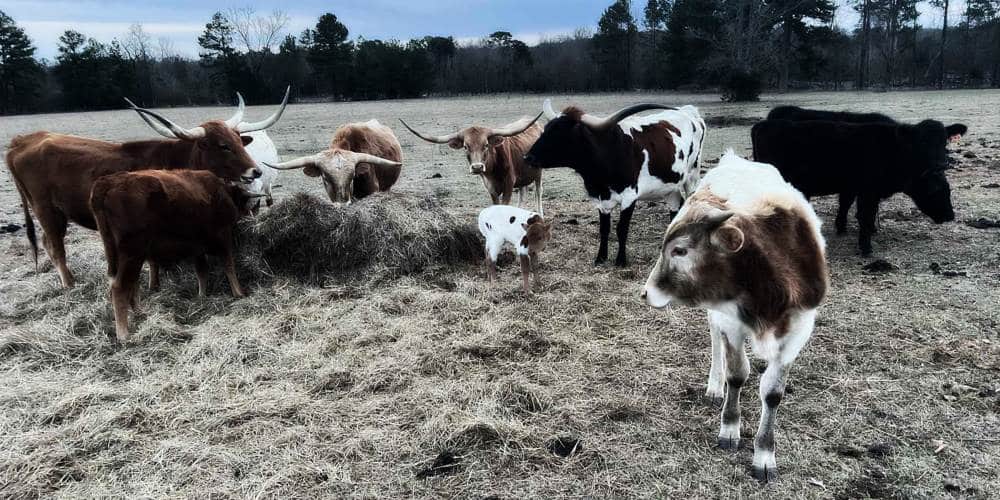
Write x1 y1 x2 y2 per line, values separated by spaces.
125 87 290 183
400 114 542 175
642 207 743 309
521 214 553 255
265 148 402 206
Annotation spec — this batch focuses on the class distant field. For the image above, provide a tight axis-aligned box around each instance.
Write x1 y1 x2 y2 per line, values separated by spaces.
1 90 998 498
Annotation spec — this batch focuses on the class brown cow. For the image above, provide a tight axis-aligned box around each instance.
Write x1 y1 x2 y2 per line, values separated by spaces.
6 91 288 288
265 119 402 206
399 114 544 214
91 170 251 342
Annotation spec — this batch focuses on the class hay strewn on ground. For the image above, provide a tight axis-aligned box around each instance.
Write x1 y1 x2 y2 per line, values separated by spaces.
0 91 998 498
238 192 482 280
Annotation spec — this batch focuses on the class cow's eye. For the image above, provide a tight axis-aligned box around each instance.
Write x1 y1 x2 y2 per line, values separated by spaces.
671 247 687 257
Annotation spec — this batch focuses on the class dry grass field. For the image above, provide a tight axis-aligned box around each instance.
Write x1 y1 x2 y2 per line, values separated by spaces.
1 90 998 499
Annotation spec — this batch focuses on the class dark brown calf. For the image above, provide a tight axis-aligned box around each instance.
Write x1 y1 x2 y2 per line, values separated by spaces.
91 170 248 342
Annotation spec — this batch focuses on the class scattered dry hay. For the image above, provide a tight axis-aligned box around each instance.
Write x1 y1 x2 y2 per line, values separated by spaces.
237 192 483 281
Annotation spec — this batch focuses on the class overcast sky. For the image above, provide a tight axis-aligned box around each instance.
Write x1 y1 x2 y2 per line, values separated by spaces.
1 0 962 61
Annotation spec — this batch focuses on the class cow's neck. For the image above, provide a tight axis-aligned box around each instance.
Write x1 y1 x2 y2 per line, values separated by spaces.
573 126 631 182
120 139 198 171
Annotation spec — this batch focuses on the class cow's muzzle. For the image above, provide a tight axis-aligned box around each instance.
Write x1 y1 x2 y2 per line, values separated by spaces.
241 167 263 183
470 163 485 174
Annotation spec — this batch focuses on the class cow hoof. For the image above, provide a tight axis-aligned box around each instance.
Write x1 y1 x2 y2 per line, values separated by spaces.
593 257 608 266
835 225 847 235
614 258 628 267
718 436 740 450
751 465 778 483
703 394 724 407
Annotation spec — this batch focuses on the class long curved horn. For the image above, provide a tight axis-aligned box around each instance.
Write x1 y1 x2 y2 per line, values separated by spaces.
236 86 290 133
351 152 403 168
262 153 323 171
124 97 177 139
489 112 543 137
580 104 679 132
225 92 246 129
542 98 559 119
398 118 461 144
125 100 206 140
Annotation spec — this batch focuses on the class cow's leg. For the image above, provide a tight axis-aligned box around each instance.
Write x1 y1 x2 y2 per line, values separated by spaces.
111 257 143 343
705 311 726 404
483 239 499 283
519 254 531 294
517 186 525 207
535 178 544 216
194 255 210 297
530 251 542 287
595 211 611 266
856 195 879 257
614 204 635 267
835 193 854 235
35 208 73 288
221 235 245 298
718 325 749 450
148 261 160 291
752 310 815 483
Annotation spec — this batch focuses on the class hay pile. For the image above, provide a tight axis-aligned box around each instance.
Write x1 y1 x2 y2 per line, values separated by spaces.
237 192 482 280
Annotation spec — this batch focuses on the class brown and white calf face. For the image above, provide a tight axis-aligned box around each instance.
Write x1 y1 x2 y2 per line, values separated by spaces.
266 149 401 206
643 207 744 309
522 216 553 254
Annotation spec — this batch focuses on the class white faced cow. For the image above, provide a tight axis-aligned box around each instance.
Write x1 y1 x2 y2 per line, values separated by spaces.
524 99 706 266
643 151 829 482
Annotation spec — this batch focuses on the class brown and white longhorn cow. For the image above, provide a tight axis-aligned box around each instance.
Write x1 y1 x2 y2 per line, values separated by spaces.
400 114 545 215
265 119 402 206
6 89 289 288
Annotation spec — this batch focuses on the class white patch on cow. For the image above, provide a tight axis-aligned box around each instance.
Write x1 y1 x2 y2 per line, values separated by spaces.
753 448 777 471
698 150 825 248
243 130 280 207
719 421 741 444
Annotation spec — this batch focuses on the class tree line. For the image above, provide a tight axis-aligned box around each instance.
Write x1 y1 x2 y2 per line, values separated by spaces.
1 0 999 114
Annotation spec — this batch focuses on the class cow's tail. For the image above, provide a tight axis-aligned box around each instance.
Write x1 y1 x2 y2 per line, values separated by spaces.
6 147 38 270
90 181 118 278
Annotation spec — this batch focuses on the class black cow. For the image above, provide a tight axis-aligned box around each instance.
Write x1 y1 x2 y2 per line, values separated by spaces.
767 105 896 125
752 118 967 256
523 100 706 266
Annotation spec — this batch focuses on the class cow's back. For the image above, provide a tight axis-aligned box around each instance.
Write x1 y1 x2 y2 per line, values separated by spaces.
752 120 905 197
331 120 403 191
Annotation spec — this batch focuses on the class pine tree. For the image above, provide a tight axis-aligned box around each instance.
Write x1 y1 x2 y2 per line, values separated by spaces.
594 0 638 89
0 10 42 114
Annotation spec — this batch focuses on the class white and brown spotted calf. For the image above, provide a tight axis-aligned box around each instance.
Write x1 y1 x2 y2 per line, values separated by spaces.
642 151 829 482
478 205 552 294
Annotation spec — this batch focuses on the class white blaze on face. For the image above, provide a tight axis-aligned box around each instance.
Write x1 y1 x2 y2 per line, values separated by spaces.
321 153 356 205
643 258 673 308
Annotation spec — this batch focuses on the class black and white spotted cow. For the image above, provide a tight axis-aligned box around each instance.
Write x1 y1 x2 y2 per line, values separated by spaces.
523 99 706 266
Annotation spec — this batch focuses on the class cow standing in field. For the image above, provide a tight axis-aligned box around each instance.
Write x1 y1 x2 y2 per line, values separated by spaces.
400 114 545 215
643 151 829 483
752 117 966 255
524 99 706 266
478 205 552 294
91 170 251 342
129 90 287 213
265 120 402 206
764 106 895 235
6 92 288 288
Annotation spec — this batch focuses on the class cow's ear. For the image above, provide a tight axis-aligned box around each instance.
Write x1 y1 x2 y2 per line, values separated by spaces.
488 135 505 147
448 137 464 150
303 165 322 177
945 124 967 141
712 226 745 253
241 135 254 146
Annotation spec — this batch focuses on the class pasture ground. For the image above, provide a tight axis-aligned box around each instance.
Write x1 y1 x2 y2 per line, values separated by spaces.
1 90 998 498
